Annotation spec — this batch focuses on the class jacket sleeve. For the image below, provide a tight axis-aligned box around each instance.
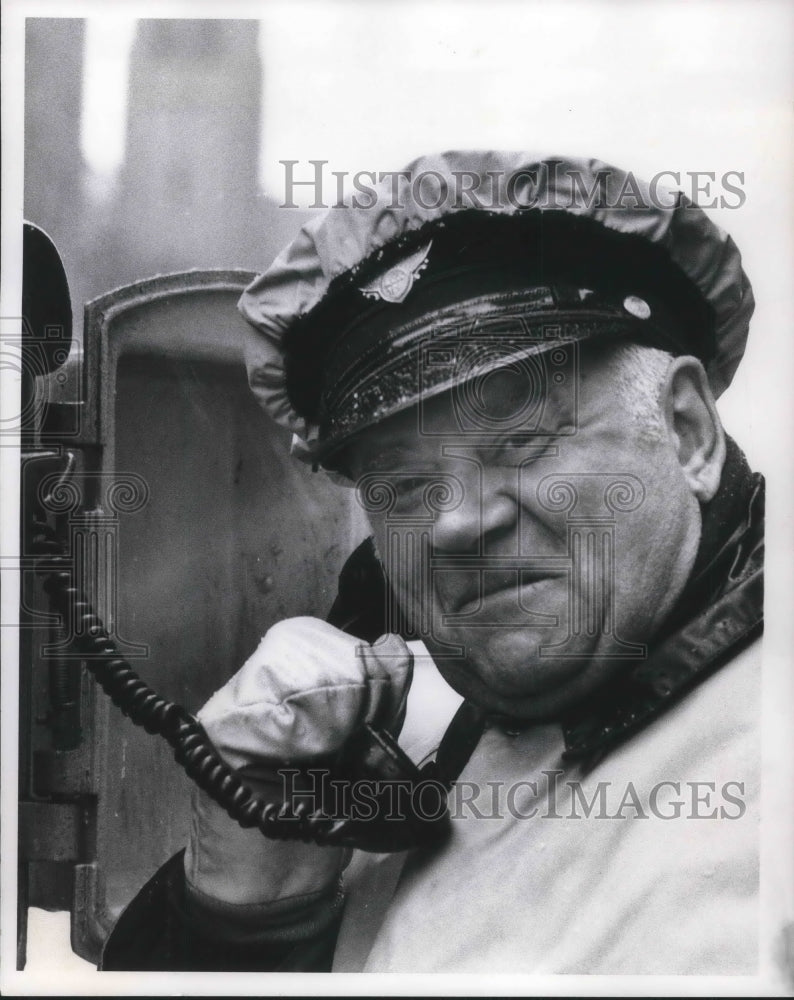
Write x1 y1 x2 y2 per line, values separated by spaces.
100 850 344 971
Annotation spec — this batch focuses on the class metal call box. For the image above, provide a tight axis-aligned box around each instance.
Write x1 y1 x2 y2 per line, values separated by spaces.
18 251 365 965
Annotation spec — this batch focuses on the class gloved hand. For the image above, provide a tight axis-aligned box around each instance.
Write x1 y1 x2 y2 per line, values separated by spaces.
183 617 413 908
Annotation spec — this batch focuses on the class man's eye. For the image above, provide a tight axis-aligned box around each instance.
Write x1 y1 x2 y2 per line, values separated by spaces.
479 437 547 465
508 434 562 462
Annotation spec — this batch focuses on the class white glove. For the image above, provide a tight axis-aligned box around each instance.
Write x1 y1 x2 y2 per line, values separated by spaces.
184 618 414 907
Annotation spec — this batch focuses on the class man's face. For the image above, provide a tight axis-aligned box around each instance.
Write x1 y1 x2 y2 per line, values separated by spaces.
344 345 704 721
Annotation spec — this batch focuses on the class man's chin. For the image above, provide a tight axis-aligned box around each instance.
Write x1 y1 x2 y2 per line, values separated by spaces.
432 657 584 722
428 633 623 721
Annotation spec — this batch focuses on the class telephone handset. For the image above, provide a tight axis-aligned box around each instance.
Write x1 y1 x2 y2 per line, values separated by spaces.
32 516 458 853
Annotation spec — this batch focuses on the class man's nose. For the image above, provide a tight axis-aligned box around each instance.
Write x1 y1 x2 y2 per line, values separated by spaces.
431 462 518 554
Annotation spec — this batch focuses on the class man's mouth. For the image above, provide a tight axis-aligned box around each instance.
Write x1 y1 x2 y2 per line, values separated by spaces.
444 568 568 618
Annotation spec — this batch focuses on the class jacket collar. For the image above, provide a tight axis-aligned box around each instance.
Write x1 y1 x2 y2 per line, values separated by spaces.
560 469 764 766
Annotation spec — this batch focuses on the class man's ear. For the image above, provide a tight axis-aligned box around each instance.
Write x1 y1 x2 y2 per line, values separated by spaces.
660 356 726 503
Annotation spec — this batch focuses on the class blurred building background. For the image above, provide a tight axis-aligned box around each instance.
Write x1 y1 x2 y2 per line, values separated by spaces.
24 17 312 331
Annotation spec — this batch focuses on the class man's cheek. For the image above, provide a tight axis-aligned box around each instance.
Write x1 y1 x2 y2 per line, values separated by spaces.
382 551 438 636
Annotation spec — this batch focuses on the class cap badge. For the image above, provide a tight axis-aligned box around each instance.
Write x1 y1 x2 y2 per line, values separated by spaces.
360 241 433 304
623 295 652 320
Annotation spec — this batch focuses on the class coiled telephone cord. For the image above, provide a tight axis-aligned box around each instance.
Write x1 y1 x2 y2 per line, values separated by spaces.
31 518 350 847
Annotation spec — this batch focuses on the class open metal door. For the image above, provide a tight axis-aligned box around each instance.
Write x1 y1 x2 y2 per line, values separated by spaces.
19 268 367 965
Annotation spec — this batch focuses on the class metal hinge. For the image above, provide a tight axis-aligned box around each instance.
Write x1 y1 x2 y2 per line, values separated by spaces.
19 800 87 862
